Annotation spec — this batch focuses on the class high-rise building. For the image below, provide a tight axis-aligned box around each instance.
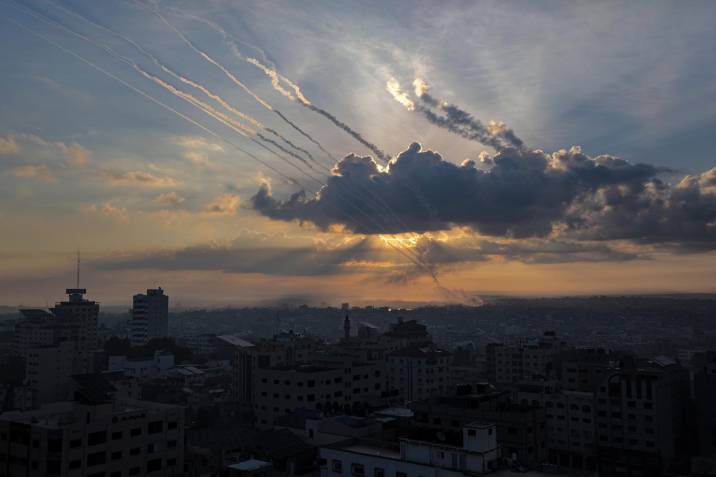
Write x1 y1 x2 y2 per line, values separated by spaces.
50 288 100 374
128 288 169 347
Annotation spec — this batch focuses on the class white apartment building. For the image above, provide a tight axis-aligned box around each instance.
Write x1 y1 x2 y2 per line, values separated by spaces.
128 288 169 347
387 345 452 403
0 397 184 477
254 360 384 428
108 351 175 378
319 421 500 477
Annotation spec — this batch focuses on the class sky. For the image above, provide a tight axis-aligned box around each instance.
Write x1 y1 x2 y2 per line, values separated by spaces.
0 0 714 307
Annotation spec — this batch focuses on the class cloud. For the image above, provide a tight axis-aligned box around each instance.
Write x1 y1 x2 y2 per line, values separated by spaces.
12 165 55 182
155 191 186 206
252 142 670 237
172 135 223 167
564 167 716 249
82 201 129 221
97 169 180 188
60 142 91 166
203 193 241 215
92 237 388 276
0 136 20 155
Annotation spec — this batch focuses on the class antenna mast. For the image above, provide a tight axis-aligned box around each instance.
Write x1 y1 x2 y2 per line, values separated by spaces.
76 250 80 289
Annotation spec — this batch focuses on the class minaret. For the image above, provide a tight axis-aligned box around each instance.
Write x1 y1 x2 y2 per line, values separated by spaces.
343 311 351 342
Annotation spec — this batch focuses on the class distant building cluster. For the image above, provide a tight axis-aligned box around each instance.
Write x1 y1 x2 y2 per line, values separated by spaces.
1 291 715 476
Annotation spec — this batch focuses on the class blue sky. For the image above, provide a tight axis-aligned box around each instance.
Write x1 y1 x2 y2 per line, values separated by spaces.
0 0 714 306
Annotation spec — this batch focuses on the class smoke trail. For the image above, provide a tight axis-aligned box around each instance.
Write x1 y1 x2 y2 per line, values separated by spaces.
14 1 334 188
8 5 438 285
387 77 524 152
257 133 313 170
273 109 336 163
413 78 524 151
49 0 329 173
161 6 389 163
18 2 444 285
2 14 298 186
264 128 317 164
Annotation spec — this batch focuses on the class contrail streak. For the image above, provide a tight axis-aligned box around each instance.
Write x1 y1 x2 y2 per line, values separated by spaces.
387 77 524 152
9 1 332 187
6 5 437 285
1 14 296 185
13 2 445 287
161 6 389 163
50 0 321 167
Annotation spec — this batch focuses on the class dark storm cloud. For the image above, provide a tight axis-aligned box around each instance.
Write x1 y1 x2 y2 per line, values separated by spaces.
565 167 716 249
252 142 688 241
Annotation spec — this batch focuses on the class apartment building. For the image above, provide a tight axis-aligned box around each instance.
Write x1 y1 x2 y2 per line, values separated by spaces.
486 331 568 385
387 345 452 403
254 360 384 428
0 377 184 477
410 384 545 468
595 359 690 476
128 288 169 347
319 421 499 477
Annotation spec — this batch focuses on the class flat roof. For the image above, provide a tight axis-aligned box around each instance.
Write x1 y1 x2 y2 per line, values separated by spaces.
227 459 272 471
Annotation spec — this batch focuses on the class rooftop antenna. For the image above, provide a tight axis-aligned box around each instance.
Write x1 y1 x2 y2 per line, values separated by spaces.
76 250 80 288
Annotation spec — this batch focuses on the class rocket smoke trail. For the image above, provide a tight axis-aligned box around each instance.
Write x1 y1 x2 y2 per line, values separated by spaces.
49 0 319 166
7 6 439 285
149 5 339 167
162 6 389 163
15 1 329 187
387 77 524 152
17 2 447 286
142 5 329 166
2 16 296 184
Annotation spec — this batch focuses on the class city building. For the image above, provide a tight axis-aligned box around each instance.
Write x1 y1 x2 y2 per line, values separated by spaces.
486 331 569 386
594 358 690 476
319 421 500 477
50 288 100 375
128 288 169 347
387 345 452 403
254 360 384 428
0 375 184 477
410 383 546 468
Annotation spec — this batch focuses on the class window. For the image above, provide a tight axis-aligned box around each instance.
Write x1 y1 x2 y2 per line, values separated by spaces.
130 428 141 437
374 468 385 477
467 429 476 437
146 458 162 472
168 440 177 448
70 438 82 448
148 421 163 434
130 447 140 456
111 431 122 440
111 451 122 460
396 472 408 477
129 467 141 476
69 459 81 469
351 463 365 476
167 421 178 430
332 459 342 472
88 431 106 446
167 458 176 466
87 451 106 467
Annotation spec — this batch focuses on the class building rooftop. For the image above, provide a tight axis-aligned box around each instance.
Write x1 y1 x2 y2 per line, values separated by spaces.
227 459 272 471
216 334 256 348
